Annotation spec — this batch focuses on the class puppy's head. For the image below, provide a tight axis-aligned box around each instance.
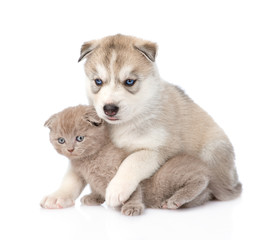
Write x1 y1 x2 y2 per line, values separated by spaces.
79 34 160 124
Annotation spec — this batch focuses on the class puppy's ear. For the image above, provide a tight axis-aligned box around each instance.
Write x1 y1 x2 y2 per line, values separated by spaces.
134 41 158 62
78 40 98 62
83 106 103 127
44 114 57 130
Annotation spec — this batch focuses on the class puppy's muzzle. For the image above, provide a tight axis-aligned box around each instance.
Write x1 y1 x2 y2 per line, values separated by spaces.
103 104 119 117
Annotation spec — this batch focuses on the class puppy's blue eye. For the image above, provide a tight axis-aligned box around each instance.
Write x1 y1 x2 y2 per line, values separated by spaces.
95 79 103 86
58 137 65 144
124 79 136 86
76 136 84 142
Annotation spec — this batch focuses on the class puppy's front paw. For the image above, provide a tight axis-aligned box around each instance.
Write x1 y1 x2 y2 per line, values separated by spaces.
121 203 145 216
80 193 105 206
40 195 75 209
106 179 137 207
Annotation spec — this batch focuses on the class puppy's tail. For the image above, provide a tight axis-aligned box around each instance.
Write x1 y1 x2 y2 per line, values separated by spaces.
203 140 242 201
211 181 242 201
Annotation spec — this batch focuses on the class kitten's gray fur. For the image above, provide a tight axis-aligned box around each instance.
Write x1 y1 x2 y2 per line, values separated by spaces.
43 105 218 215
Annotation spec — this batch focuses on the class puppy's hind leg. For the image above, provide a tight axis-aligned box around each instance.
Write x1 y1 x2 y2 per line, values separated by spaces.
162 175 209 209
182 188 213 208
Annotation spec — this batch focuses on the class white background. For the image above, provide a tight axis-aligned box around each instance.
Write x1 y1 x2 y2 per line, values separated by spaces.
0 0 275 239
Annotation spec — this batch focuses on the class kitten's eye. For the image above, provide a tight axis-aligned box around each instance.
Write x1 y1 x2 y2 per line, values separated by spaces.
76 136 84 142
94 79 103 86
124 79 136 87
58 137 65 144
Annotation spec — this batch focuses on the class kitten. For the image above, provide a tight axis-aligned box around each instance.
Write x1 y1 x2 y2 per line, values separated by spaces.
41 105 212 216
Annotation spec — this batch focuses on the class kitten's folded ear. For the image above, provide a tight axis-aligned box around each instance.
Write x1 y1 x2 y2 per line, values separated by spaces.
78 40 99 62
44 114 57 130
83 106 103 127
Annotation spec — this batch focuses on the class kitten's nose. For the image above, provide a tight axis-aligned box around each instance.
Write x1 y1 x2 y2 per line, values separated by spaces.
103 104 119 116
67 148 74 153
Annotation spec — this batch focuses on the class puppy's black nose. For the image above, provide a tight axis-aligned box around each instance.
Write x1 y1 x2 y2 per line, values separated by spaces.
103 104 119 116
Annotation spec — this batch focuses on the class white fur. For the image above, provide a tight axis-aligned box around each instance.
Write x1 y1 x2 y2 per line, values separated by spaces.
110 121 168 151
109 51 117 82
119 65 134 80
95 64 108 81
40 167 85 209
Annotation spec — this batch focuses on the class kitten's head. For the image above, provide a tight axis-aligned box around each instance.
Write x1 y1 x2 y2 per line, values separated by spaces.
45 105 107 159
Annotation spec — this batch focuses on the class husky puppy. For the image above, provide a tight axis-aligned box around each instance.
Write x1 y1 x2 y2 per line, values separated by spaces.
76 34 241 207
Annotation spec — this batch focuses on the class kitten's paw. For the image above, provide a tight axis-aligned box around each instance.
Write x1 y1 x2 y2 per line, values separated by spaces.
106 180 137 207
121 203 145 216
40 195 75 209
161 199 181 210
80 194 104 206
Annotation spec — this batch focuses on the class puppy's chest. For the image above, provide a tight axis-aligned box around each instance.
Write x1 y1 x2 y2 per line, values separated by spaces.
110 125 168 151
